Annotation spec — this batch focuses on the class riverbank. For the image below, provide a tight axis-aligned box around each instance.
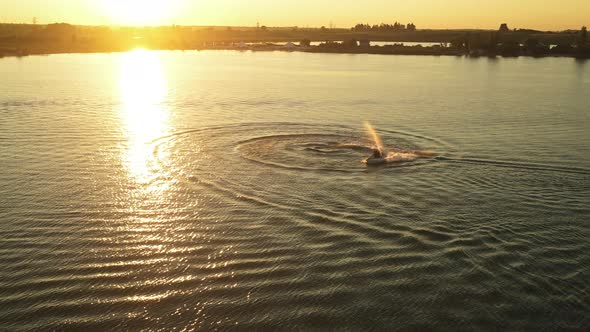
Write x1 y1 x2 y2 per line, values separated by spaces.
1 42 588 59
2 23 588 59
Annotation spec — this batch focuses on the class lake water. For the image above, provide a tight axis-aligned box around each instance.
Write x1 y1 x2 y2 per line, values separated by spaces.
1 50 589 330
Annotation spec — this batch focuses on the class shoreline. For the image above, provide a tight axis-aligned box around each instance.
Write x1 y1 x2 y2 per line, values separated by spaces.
2 23 588 59
1 44 588 59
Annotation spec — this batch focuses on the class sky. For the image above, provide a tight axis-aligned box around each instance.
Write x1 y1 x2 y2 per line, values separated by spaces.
0 0 588 30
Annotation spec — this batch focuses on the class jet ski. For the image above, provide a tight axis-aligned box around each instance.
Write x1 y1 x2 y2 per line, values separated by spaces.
364 148 387 166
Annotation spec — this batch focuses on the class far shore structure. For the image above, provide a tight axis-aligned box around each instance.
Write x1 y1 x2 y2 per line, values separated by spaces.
0 22 588 58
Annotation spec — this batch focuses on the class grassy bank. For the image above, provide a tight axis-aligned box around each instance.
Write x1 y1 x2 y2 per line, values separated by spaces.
0 23 587 58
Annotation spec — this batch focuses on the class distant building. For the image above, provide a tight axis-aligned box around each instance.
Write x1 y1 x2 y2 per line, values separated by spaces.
499 23 510 33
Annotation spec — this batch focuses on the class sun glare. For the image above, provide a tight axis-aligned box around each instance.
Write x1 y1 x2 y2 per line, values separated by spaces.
119 49 170 182
102 0 183 26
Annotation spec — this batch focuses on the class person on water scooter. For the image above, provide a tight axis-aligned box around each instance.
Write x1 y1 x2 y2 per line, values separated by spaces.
372 149 383 159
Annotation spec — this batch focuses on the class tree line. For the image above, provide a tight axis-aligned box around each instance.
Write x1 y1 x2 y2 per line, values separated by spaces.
351 22 416 32
449 26 589 57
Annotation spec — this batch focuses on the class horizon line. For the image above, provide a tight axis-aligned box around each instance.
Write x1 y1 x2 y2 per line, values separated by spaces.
1 21 586 33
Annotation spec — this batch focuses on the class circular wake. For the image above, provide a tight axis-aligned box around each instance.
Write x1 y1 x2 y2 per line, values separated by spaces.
153 123 441 174
236 132 436 172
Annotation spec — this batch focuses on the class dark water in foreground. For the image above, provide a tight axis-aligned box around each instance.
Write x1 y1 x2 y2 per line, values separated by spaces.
1 51 589 330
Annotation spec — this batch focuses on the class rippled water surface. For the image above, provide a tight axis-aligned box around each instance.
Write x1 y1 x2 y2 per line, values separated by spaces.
1 51 589 330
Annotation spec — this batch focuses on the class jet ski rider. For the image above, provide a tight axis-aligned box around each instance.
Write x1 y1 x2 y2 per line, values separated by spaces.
372 149 383 159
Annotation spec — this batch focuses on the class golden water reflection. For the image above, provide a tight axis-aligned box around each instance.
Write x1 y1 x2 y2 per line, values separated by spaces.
119 49 170 183
116 50 176 263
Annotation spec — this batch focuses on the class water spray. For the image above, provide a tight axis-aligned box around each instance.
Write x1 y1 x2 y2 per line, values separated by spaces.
364 121 385 154
363 121 389 165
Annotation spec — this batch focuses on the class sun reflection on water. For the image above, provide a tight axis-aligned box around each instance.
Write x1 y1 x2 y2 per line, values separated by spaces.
116 50 178 271
118 49 170 183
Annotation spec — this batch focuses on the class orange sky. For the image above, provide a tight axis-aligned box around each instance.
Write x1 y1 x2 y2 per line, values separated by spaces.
1 0 588 30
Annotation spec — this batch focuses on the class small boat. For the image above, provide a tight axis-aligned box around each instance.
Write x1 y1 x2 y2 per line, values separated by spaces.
364 149 387 166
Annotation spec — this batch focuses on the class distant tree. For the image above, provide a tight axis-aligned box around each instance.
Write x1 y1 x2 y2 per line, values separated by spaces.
578 26 588 46
499 40 521 56
317 41 340 49
450 34 468 51
487 31 500 54
499 23 510 33
45 23 75 40
576 27 589 58
260 25 267 31
524 38 549 56
299 38 311 47
343 38 358 47
551 43 574 54
464 34 472 51
321 26 326 31
524 38 540 50
359 39 370 47
351 22 415 32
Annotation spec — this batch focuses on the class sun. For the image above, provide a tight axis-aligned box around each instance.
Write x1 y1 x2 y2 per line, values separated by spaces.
102 0 183 26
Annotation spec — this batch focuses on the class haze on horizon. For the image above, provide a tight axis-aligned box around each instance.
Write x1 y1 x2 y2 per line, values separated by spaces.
0 0 588 31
